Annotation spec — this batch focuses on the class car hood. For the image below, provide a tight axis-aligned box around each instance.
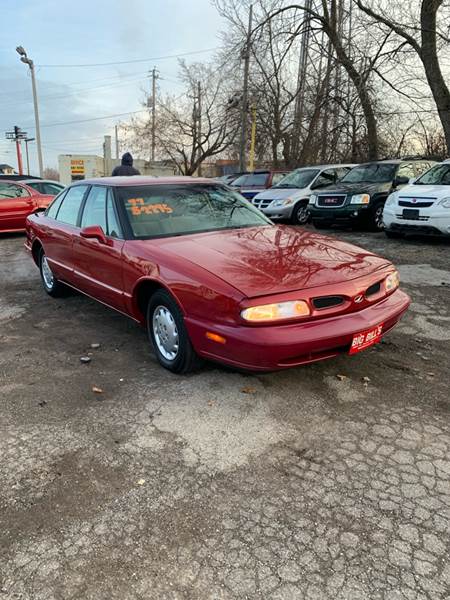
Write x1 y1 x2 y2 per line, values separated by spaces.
151 225 391 298
253 187 309 201
397 184 446 198
316 182 392 195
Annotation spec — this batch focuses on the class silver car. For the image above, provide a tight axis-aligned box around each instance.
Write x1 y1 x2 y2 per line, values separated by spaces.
252 164 356 224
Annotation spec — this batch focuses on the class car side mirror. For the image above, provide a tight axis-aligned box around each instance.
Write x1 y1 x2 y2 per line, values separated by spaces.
80 225 107 244
393 176 410 188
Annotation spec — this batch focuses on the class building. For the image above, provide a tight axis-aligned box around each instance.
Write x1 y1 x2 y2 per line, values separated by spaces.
0 163 15 175
58 155 178 186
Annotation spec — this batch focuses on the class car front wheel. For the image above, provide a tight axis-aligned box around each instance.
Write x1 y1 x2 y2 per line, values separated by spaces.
39 250 64 297
369 202 385 231
147 289 200 374
291 201 310 225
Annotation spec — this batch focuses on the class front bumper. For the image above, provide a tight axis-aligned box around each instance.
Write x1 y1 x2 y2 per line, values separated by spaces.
383 206 450 236
185 289 410 371
310 204 369 223
260 204 294 219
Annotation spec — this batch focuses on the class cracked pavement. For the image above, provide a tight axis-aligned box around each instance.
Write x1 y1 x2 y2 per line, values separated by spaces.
1 229 449 599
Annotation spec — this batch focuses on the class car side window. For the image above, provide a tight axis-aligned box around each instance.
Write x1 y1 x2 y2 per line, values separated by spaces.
397 163 415 179
46 190 67 219
106 189 122 238
80 186 107 231
55 185 88 226
415 162 430 177
43 183 64 195
27 182 43 193
0 183 30 198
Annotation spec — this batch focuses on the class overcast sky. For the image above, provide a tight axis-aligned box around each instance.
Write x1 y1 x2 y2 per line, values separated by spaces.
0 0 223 174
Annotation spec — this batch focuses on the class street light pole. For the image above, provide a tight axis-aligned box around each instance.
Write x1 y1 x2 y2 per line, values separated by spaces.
239 4 253 173
16 46 44 177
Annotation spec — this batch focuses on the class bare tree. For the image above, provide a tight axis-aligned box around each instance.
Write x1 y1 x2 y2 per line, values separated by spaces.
124 62 237 175
43 167 59 181
356 0 450 152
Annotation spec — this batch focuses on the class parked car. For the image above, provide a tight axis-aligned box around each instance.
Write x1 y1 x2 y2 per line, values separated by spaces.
0 179 58 233
383 160 450 237
309 159 434 231
0 174 41 181
23 179 65 196
216 173 247 185
252 164 356 225
230 170 290 200
25 176 409 373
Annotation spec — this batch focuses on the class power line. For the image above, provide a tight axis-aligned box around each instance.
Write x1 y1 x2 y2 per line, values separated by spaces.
37 47 219 68
24 109 147 130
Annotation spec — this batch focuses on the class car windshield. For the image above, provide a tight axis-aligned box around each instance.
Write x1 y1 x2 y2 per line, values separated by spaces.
117 184 273 239
340 164 397 184
414 163 450 185
273 169 320 189
231 173 267 187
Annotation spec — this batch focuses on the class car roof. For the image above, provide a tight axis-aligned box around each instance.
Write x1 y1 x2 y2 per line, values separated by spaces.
72 176 216 187
293 163 357 170
24 179 63 185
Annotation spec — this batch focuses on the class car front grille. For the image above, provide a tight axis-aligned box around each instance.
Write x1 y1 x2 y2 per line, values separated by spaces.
312 295 345 310
395 214 429 221
399 200 434 208
316 194 346 208
253 198 272 209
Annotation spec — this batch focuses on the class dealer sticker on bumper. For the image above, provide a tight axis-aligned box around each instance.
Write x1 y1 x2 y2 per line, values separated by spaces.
349 324 383 354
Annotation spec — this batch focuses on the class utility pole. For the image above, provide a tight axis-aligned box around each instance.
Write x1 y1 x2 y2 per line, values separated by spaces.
249 104 257 171
24 137 35 175
5 126 27 175
16 47 44 177
114 125 119 159
239 4 253 173
197 81 202 176
151 67 158 162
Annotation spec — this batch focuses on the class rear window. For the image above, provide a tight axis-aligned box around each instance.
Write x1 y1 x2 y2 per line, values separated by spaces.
117 184 271 239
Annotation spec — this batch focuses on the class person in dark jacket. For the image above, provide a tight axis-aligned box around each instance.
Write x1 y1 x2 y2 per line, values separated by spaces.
111 152 141 176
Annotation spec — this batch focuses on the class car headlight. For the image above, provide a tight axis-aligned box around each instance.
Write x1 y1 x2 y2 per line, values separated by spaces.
350 194 370 204
438 197 450 208
309 194 317 205
241 300 310 322
385 192 397 207
385 271 400 293
271 197 295 207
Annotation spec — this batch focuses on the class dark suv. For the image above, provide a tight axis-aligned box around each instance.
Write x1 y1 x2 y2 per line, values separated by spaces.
309 159 434 231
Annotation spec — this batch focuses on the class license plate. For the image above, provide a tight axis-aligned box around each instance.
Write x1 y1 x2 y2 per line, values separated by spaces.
349 324 383 354
403 208 419 219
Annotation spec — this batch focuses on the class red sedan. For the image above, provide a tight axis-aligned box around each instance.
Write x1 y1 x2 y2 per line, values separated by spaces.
0 179 61 233
25 177 410 373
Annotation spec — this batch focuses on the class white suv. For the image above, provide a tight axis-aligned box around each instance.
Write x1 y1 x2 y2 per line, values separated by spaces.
383 161 450 237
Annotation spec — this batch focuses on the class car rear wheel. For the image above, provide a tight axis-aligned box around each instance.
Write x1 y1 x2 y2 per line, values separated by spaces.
291 201 310 225
369 202 385 231
147 289 200 374
39 250 64 297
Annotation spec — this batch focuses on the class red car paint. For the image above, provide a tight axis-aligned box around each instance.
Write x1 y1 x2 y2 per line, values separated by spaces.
25 177 410 371
0 180 55 233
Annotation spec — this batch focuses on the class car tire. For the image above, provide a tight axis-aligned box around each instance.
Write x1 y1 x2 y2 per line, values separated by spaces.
147 289 201 374
369 201 385 231
385 230 403 239
312 220 332 229
39 250 65 297
291 201 310 225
